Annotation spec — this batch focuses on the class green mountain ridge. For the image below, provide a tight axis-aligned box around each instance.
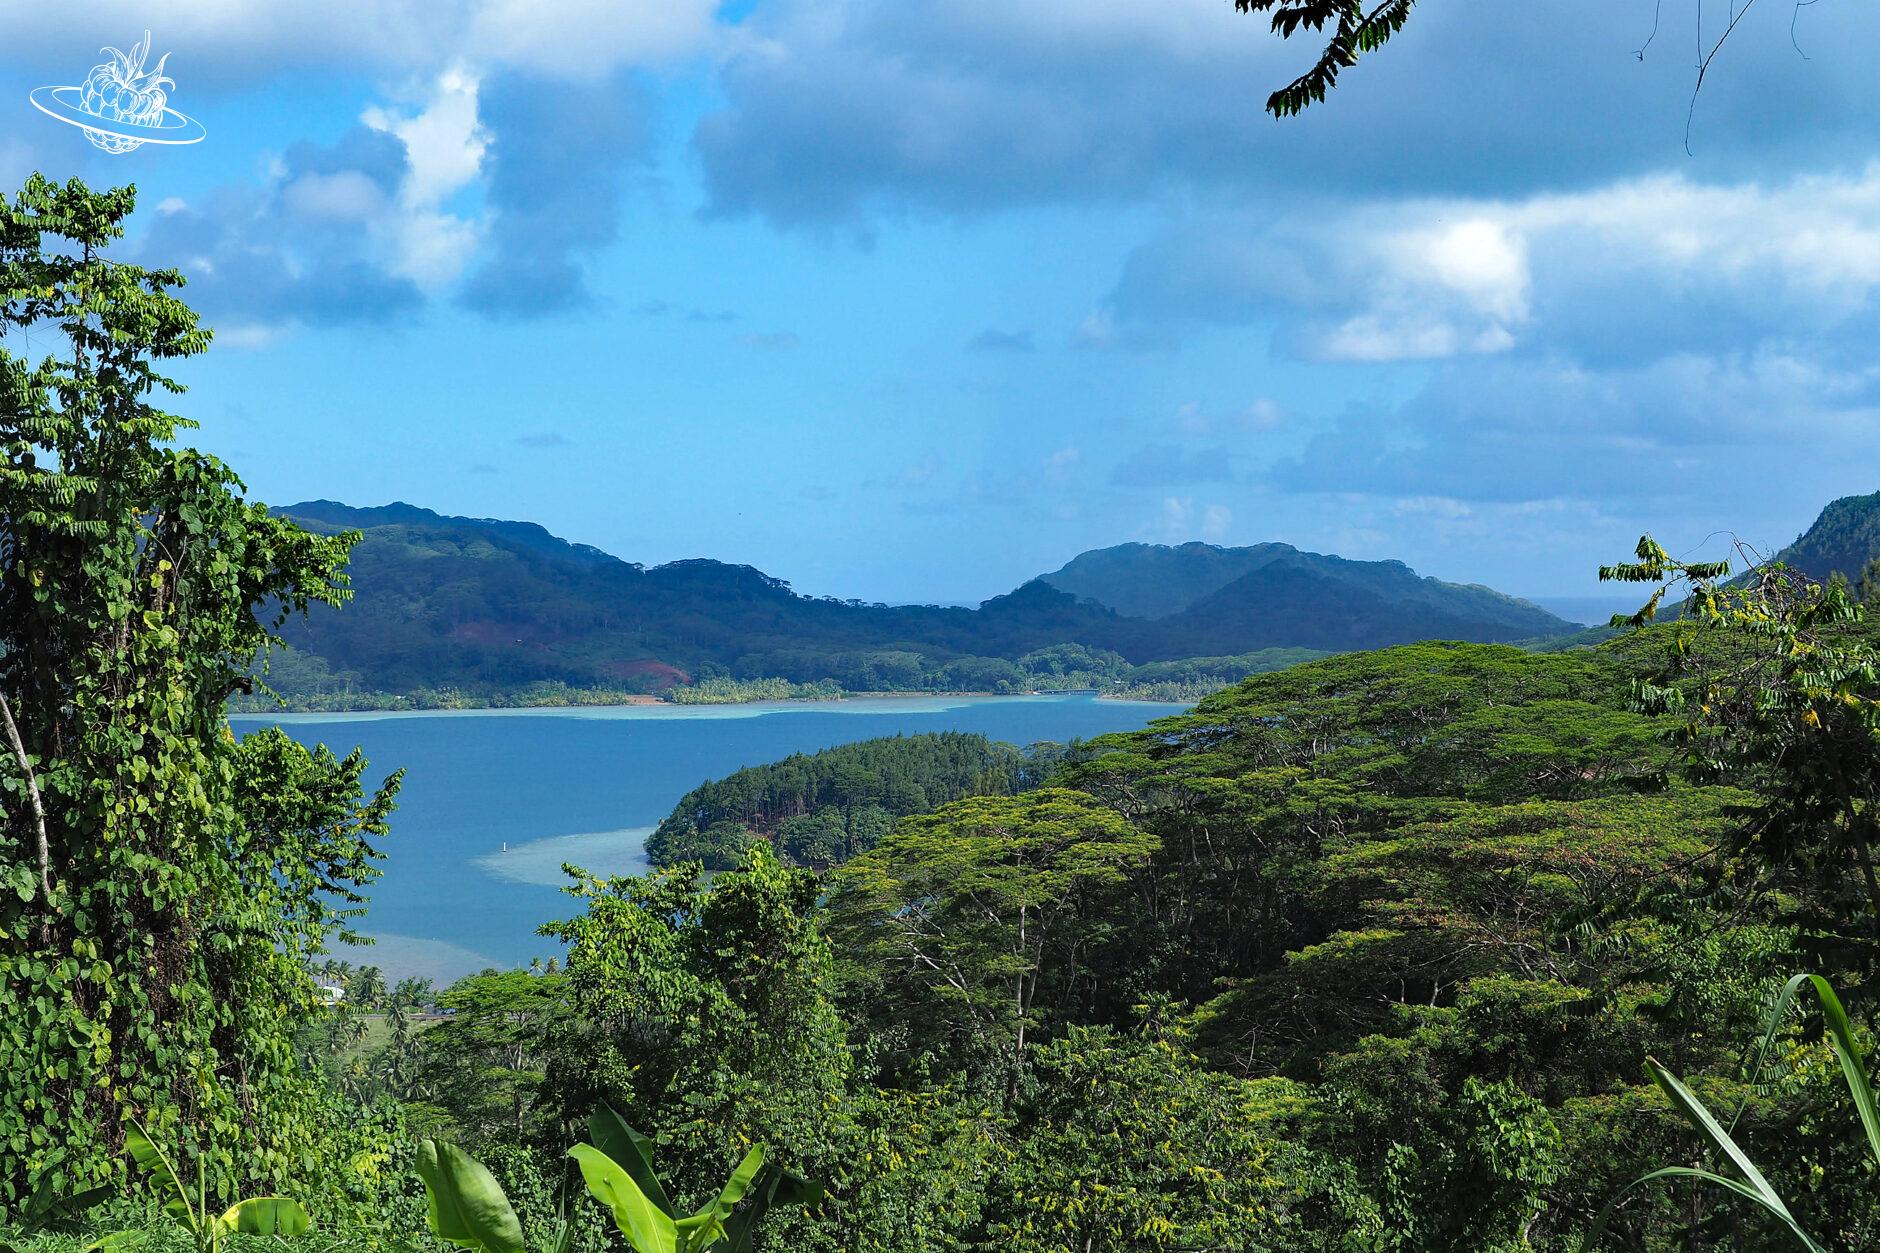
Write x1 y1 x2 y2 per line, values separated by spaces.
259 499 1577 703
1768 489 1880 584
1039 538 1559 635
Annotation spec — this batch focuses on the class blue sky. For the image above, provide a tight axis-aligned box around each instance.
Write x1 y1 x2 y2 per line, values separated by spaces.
4 2 1880 612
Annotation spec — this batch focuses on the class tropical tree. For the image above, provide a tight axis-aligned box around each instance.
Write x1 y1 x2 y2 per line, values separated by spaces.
987 1022 1315 1251
417 970 566 1143
1603 536 1880 961
539 847 850 1217
0 175 394 1201
826 788 1157 1092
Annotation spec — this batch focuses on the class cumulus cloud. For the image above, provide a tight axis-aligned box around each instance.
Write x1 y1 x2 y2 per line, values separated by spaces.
1102 166 1880 363
135 126 424 334
0 0 716 88
456 70 651 318
362 68 488 290
111 57 653 331
7 6 694 332
466 0 719 80
1270 350 1880 512
1173 399 1285 437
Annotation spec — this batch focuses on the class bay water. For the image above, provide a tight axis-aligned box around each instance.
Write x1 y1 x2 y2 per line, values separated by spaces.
233 695 1185 983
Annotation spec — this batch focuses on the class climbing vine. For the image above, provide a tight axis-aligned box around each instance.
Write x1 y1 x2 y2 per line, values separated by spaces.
0 176 397 1209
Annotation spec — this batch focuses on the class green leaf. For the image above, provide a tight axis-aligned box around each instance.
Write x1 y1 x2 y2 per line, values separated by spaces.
587 1105 675 1217
214 1196 310 1236
570 1142 678 1253
122 1118 194 1230
414 1140 526 1253
83 1232 145 1253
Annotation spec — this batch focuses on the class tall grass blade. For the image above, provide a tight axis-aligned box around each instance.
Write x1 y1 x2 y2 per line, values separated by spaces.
1792 974 1880 1165
1626 1168 1825 1252
1644 1058 1820 1250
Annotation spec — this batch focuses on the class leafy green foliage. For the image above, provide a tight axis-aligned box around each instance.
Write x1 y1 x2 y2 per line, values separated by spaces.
537 848 849 1226
1604 534 1880 960
414 972 565 1144
1765 489 1880 588
987 1023 1313 1250
0 176 397 1207
0 1177 110 1240
1234 0 1417 117
24 183 1880 1250
1602 974 1880 1251
664 678 844 705
117 1118 311 1253
415 1140 528 1253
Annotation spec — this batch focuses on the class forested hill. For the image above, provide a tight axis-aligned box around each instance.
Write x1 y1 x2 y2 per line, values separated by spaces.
259 499 1575 703
1768 489 1880 584
646 732 1055 868
1039 539 1561 640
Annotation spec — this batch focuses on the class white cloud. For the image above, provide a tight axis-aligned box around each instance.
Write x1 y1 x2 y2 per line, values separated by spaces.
1274 346 1880 512
1409 218 1529 322
210 323 289 352
696 0 1880 230
1201 502 1232 541
1175 398 1286 436
364 68 487 207
363 69 489 290
1392 496 1473 520
1112 164 1880 363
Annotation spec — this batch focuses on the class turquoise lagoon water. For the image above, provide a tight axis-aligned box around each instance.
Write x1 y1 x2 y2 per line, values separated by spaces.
233 695 1185 983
